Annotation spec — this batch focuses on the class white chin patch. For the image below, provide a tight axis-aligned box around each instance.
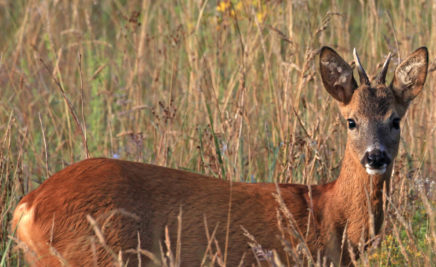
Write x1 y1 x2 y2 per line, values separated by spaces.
365 164 387 175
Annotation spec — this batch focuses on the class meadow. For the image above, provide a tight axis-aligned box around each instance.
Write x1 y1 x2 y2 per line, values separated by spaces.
0 0 435 265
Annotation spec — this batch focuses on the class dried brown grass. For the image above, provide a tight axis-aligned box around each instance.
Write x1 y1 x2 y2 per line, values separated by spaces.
1 0 435 266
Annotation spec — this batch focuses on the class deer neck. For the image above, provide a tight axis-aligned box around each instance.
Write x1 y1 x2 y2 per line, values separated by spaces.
329 143 392 241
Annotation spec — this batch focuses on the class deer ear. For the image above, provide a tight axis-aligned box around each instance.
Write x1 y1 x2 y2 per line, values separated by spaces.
391 47 428 107
319 46 357 104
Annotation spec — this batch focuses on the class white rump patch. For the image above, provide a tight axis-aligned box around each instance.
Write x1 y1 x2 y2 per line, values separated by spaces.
13 203 37 249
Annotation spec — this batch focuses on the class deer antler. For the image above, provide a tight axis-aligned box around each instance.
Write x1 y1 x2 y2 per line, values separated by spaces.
375 52 392 85
353 48 370 86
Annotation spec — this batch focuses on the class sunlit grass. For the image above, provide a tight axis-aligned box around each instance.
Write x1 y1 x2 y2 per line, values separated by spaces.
0 0 435 265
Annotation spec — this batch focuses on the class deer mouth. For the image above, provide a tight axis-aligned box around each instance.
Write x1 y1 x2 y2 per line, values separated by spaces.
365 164 387 175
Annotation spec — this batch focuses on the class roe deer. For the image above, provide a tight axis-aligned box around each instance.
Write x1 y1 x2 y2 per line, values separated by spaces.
12 47 428 266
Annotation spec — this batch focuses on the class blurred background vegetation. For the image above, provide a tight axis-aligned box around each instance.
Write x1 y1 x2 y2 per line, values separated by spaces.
0 0 435 265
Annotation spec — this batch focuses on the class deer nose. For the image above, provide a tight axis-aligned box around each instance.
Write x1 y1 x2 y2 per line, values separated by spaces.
363 149 391 169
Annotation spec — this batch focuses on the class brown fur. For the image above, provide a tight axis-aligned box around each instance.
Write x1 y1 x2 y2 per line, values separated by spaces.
12 47 428 266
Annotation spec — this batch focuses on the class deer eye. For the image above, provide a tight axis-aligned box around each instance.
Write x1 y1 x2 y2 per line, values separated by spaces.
347 119 357 130
392 118 400 130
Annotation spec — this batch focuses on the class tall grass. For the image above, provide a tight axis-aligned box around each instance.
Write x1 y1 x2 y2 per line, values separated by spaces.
0 0 435 265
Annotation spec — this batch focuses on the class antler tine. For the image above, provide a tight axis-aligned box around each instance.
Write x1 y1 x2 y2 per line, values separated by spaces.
375 52 392 85
353 48 370 86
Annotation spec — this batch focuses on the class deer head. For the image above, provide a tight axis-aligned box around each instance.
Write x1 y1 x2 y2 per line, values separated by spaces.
319 47 428 175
